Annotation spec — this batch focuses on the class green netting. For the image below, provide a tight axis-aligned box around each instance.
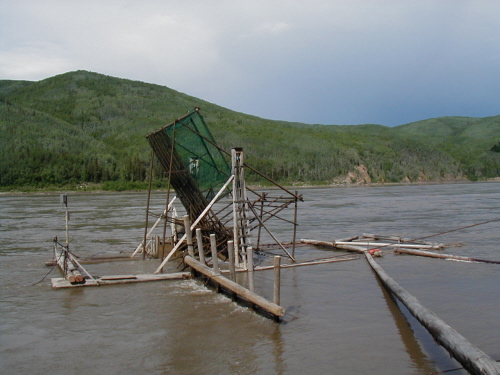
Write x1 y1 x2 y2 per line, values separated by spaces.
165 109 230 198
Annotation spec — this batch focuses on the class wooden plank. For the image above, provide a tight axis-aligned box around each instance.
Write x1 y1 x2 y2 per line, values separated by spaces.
395 248 500 264
184 255 285 317
365 252 500 375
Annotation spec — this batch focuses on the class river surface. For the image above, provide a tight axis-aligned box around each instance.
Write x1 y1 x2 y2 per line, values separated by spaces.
0 182 499 374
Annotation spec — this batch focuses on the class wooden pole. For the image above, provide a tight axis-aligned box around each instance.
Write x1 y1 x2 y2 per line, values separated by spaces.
395 248 500 264
210 234 220 275
60 194 69 248
256 193 265 250
248 203 295 261
196 228 205 264
292 191 298 258
301 239 366 253
227 240 236 280
274 256 281 305
334 241 442 250
363 233 445 248
142 151 155 260
247 246 254 292
365 252 500 375
184 255 285 317
183 215 194 257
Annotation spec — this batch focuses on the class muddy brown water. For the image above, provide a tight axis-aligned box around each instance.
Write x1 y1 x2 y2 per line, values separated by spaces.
1 182 498 374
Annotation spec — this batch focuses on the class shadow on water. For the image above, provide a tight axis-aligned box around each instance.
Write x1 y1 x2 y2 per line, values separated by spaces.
374 275 464 374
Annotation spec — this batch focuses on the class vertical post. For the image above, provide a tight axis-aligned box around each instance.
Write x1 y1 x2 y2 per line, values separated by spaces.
210 234 220 275
247 246 254 292
183 215 194 257
274 256 281 305
196 228 205 264
60 194 69 248
143 151 155 260
232 147 250 270
157 235 164 260
256 193 265 250
227 240 236 280
292 191 299 258
231 148 240 268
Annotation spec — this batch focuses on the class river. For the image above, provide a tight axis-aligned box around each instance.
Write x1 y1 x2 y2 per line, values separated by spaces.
0 182 498 374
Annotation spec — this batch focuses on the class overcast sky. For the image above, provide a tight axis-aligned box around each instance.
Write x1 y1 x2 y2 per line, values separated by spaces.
1 0 499 126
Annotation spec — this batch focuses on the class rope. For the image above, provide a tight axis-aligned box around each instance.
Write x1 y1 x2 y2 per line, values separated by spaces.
413 217 500 241
355 218 500 253
32 263 57 286
32 245 66 286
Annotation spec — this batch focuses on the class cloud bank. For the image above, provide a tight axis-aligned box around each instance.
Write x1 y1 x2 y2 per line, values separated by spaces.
1 0 499 126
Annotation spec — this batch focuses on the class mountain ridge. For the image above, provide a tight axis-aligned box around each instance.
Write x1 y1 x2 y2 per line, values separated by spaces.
0 70 498 190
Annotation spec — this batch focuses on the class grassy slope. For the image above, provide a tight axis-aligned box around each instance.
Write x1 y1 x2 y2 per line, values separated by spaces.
0 70 499 190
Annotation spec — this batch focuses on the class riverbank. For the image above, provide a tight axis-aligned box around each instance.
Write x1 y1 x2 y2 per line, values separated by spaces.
1 177 499 196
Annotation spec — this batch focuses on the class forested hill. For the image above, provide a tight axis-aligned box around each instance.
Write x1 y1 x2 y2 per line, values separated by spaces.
1 70 499 191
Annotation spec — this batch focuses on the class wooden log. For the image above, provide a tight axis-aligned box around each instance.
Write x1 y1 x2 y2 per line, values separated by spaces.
301 239 367 253
336 235 359 242
219 254 359 273
195 228 206 264
184 215 195 257
227 240 236 279
365 252 500 375
362 233 445 248
210 234 220 275
335 241 442 250
274 256 281 305
395 248 500 264
184 255 285 317
247 246 255 291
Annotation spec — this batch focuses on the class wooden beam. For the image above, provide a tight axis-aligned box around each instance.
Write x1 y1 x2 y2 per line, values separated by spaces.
184 255 285 317
301 239 367 253
363 233 445 248
335 241 443 250
395 248 500 264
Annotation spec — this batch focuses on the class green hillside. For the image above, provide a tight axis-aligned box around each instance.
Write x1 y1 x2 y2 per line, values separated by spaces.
0 70 499 191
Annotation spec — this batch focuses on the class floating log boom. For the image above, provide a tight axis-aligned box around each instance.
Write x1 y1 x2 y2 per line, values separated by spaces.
365 252 500 375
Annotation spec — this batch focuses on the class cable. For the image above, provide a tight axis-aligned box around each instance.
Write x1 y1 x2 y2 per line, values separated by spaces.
32 264 56 286
414 218 500 242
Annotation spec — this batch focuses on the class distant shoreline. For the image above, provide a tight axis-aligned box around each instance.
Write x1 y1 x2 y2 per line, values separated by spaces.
1 178 498 196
